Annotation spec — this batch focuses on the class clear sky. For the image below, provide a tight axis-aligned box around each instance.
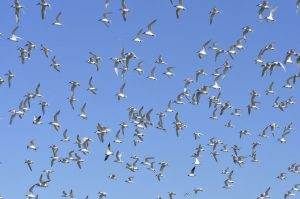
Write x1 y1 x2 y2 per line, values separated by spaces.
0 0 300 198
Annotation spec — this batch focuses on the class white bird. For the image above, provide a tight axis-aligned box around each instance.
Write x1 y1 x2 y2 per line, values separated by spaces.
27 140 38 151
163 67 175 78
297 0 300 13
37 0 51 20
52 12 63 26
265 7 277 22
50 56 61 72
49 110 60 131
11 0 24 24
175 0 186 19
32 115 43 125
120 0 129 21
147 66 157 80
133 61 144 75
79 103 88 120
61 129 70 142
143 19 157 37
116 83 127 100
8 26 22 42
87 76 97 94
133 28 143 42
99 12 112 27
197 40 211 59
104 143 113 161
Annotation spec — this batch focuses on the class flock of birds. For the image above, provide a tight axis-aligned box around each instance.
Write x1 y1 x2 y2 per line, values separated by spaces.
0 0 300 199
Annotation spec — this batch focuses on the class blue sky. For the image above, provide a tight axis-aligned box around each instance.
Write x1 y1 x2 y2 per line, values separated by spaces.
0 0 300 198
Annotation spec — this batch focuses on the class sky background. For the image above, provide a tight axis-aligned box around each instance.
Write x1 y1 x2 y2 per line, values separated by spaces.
0 0 300 198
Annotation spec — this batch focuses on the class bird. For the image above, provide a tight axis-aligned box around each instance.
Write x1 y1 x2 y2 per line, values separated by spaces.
8 26 22 42
41 44 51 58
188 166 196 177
49 110 60 131
163 67 175 78
50 56 61 72
25 159 33 171
147 66 157 80
5 70 15 88
61 129 70 142
210 7 220 24
175 0 186 19
297 0 300 13
265 81 275 95
197 40 211 59
133 29 143 42
87 76 97 94
143 19 157 37
265 7 278 22
37 0 51 20
257 0 270 20
120 0 129 21
32 115 43 125
52 12 63 26
104 143 113 161
116 83 127 100
79 103 88 120
11 0 24 24
99 12 112 27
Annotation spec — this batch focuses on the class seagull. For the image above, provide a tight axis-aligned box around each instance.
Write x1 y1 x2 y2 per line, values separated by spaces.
125 176 134 183
50 56 61 72
297 0 300 13
99 12 112 27
61 129 70 142
163 67 175 78
175 0 186 19
79 103 88 120
147 66 157 80
8 26 22 42
188 166 196 177
133 61 144 75
143 19 157 37
39 101 49 115
197 40 211 59
116 83 127 100
194 187 204 194
67 90 77 110
5 70 15 88
25 159 33 171
114 150 123 163
210 7 220 24
49 110 60 131
98 192 108 199
37 0 51 20
11 0 24 24
265 7 277 22
32 115 43 125
104 143 113 161
105 0 110 8
120 0 129 21
265 81 275 95
87 76 97 94
133 29 143 42
41 44 51 58
242 26 253 40
52 12 63 26
27 140 38 151
257 0 270 20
